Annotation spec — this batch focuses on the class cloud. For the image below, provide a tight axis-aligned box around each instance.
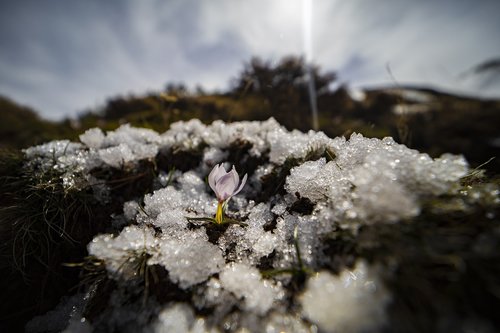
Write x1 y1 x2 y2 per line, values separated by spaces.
0 0 499 120
313 0 500 93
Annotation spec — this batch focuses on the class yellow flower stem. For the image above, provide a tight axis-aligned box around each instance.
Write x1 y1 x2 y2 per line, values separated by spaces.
215 201 224 224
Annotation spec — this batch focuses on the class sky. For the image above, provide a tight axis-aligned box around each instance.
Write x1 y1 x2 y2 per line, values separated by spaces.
0 0 499 120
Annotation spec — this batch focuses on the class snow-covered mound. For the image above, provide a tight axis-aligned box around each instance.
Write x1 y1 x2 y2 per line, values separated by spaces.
23 118 469 333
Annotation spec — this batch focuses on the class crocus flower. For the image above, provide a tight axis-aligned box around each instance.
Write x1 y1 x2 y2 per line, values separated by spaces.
208 164 247 223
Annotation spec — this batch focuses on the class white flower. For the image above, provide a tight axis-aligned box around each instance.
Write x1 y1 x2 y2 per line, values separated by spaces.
208 164 247 224
208 164 247 203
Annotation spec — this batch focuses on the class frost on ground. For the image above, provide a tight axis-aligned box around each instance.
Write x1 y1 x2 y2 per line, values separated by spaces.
301 261 390 333
22 118 472 332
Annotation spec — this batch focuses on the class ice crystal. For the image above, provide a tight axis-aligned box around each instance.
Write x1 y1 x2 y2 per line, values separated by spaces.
24 118 472 332
88 225 158 277
301 261 390 333
219 263 284 315
152 229 225 289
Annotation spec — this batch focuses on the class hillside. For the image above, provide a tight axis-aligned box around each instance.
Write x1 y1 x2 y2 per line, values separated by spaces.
0 96 75 149
2 82 499 173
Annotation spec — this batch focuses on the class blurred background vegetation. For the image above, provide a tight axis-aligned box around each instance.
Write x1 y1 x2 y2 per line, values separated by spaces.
1 55 499 173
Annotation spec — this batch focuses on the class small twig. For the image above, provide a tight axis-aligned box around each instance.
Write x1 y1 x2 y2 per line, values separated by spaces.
462 157 495 179
325 148 336 162
293 225 304 270
261 268 301 278
260 226 313 279
166 167 176 186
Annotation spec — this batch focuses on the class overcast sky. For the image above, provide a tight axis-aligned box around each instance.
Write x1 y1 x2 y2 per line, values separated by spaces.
1 0 499 120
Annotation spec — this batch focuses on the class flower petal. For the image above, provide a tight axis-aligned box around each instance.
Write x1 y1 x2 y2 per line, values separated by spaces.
215 164 229 182
233 173 247 196
208 164 227 193
208 164 220 192
215 173 237 201
229 166 240 193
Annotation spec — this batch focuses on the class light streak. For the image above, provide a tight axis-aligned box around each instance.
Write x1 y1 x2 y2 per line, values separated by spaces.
302 0 319 130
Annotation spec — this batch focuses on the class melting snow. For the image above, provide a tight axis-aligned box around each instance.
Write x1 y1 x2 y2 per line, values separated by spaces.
301 261 390 333
23 118 469 332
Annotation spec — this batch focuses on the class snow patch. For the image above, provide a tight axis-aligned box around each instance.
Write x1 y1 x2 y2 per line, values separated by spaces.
301 261 390 333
